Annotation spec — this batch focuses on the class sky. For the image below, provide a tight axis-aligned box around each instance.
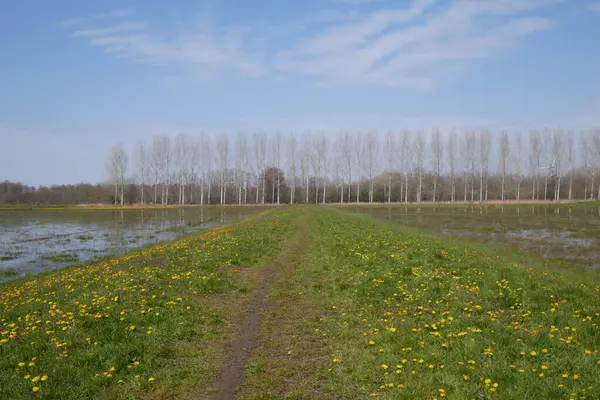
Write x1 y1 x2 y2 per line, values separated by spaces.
1 0 600 186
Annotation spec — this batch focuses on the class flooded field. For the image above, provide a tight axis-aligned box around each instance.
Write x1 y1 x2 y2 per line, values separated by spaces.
0 206 267 281
344 203 600 270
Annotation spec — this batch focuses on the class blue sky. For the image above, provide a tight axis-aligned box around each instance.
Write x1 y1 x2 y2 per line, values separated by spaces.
1 0 600 185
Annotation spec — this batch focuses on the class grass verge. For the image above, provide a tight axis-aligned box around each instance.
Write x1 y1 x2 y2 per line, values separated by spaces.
237 206 600 399
0 208 294 399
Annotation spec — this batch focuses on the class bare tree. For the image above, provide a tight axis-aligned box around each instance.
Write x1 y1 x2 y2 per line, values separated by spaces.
529 131 541 200
446 131 456 202
400 131 411 203
478 130 491 202
135 141 148 204
542 129 552 200
188 137 200 204
566 130 574 200
340 131 353 203
431 128 442 202
311 132 329 204
235 135 249 205
499 131 510 201
274 132 282 204
335 132 348 203
106 144 128 205
462 131 477 202
355 133 364 203
590 129 600 200
254 133 267 204
552 130 563 201
384 130 395 203
216 134 229 205
414 131 425 203
580 133 590 199
199 132 212 205
287 135 297 204
514 132 523 201
174 134 190 205
299 135 310 203
364 130 380 203
152 135 172 205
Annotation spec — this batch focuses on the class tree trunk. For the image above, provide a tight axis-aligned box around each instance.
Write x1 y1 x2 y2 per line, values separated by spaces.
277 174 280 204
388 174 392 204
305 178 309 204
568 173 572 201
418 170 422 203
479 170 483 202
200 180 204 205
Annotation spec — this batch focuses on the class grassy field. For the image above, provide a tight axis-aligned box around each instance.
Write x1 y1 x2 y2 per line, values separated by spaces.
341 203 600 270
0 206 266 281
1 206 599 399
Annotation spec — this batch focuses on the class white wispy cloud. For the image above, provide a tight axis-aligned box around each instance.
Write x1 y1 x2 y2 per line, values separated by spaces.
72 22 144 37
60 8 133 26
274 0 557 87
67 11 263 79
64 0 561 86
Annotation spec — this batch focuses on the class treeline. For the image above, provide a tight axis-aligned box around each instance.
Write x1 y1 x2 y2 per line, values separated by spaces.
5 129 600 205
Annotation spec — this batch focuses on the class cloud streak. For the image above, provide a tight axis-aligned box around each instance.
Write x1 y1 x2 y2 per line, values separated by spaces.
72 22 144 37
64 0 560 87
274 0 556 87
60 8 133 26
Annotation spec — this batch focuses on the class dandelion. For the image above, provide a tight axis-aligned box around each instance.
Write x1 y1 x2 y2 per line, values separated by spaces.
32 387 40 392
148 377 156 382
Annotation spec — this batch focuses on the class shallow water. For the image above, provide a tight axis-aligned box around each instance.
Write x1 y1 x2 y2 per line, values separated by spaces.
346 204 600 269
0 207 262 282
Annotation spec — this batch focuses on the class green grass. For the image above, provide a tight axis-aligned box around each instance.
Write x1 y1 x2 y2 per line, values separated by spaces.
240 207 600 399
0 209 295 399
40 253 80 263
2 206 599 399
0 269 19 277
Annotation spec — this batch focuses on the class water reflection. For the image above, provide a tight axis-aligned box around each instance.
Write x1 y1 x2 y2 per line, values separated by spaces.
348 204 600 270
0 207 257 282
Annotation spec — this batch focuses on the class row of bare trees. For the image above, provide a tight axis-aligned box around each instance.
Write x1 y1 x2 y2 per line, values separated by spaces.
102 129 600 205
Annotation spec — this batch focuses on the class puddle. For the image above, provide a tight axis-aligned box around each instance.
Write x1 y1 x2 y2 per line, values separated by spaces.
0 207 260 282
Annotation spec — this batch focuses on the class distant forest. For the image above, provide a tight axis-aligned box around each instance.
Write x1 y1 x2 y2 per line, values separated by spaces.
3 129 600 205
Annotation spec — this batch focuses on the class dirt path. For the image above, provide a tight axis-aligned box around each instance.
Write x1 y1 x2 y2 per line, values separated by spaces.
210 215 309 400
